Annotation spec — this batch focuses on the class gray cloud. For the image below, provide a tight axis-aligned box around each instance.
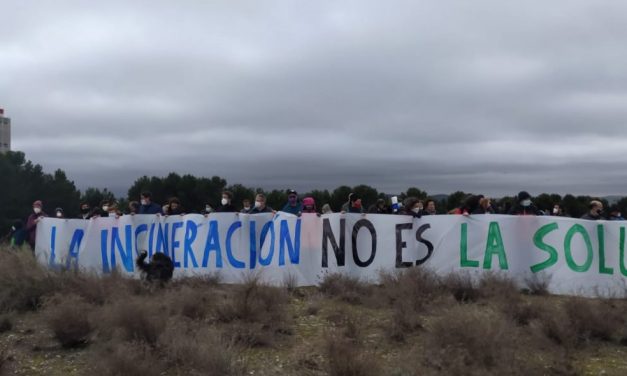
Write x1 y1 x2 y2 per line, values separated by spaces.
2 0 627 198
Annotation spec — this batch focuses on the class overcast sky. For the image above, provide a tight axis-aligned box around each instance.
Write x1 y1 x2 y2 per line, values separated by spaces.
2 1 627 197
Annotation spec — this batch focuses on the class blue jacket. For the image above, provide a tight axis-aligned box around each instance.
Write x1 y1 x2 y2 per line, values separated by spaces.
139 202 163 215
281 202 302 215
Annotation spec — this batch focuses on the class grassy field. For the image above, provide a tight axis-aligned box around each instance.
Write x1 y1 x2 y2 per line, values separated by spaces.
0 247 626 375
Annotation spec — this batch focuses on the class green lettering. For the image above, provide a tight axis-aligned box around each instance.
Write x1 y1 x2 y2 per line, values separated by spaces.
482 222 508 270
530 222 559 273
564 224 593 273
620 227 627 277
460 223 479 268
597 225 613 275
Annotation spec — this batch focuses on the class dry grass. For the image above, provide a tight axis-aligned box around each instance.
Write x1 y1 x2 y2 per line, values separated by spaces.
43 294 94 348
319 273 373 304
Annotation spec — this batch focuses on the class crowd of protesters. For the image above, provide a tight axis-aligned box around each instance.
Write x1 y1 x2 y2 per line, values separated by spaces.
3 189 625 251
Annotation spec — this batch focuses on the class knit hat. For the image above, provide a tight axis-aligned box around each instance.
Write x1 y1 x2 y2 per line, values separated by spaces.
33 200 43 207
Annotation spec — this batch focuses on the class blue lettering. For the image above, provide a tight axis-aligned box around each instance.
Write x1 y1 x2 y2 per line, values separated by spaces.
183 220 199 268
258 221 275 266
279 219 300 266
111 225 134 272
156 223 170 257
226 221 245 269
101 229 110 273
202 220 223 268
170 221 184 268
135 224 148 255
66 229 84 270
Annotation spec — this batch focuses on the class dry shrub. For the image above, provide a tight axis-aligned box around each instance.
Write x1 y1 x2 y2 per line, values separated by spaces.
442 273 480 303
378 268 443 310
171 272 222 289
167 285 213 320
422 305 523 374
91 342 165 376
56 269 144 305
97 296 166 345
0 249 57 312
305 293 323 316
319 273 372 304
477 272 519 299
0 314 12 333
43 294 94 348
158 320 245 376
563 298 623 343
324 333 382 376
524 273 551 296
214 274 291 346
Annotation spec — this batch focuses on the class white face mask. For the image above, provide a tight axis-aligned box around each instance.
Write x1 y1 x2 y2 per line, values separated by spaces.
205 206 211 212
11 226 16 231
244 206 250 210
553 208 559 214
221 198 229 206
102 205 109 212
56 212 63 218
140 199 148 206
255 201 263 208
33 207 41 214
412 208 421 214
521 199 531 207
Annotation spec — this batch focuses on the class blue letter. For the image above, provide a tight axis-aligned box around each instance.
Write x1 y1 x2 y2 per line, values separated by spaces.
101 229 110 273
170 221 184 268
226 221 245 268
66 229 84 270
156 223 170 257
202 220 223 268
110 225 134 272
258 221 275 266
184 220 199 268
279 219 301 266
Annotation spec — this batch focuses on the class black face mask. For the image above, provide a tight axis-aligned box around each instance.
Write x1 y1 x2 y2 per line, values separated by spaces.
81 207 90 214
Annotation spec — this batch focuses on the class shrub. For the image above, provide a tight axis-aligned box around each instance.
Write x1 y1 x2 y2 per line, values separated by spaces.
91 342 165 376
0 249 57 312
97 297 166 345
325 333 382 376
319 273 372 304
43 294 93 348
442 273 480 303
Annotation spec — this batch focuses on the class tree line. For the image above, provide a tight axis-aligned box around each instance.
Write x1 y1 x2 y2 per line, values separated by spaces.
1 150 624 232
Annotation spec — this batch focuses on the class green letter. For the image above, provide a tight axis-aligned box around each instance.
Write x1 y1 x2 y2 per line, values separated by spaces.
460 223 479 268
620 227 627 277
483 221 508 270
530 222 559 273
564 224 593 273
597 225 613 275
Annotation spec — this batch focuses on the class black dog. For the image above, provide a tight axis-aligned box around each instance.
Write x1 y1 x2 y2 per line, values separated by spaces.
136 250 174 284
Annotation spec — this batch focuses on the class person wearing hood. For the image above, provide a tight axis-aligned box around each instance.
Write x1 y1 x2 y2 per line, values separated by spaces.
79 202 91 219
368 198 389 214
345 194 364 214
509 191 542 216
216 191 237 212
607 206 624 221
54 207 65 218
581 200 605 221
281 189 302 215
302 197 318 214
26 200 47 250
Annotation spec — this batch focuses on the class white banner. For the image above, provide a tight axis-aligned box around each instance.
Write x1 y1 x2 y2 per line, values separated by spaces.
35 213 627 297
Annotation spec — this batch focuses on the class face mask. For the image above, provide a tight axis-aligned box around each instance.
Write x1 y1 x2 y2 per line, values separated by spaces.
56 212 63 218
102 205 109 212
412 208 421 214
81 207 90 214
244 206 250 211
205 206 211 212
553 208 559 214
221 198 229 206
11 226 15 231
33 207 41 214
140 199 148 206
521 199 531 207
255 201 263 208
618 213 622 217
596 209 603 216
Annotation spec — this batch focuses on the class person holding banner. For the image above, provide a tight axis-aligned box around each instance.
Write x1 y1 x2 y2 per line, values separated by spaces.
26 200 46 250
250 193 274 214
138 191 163 215
581 200 605 221
509 191 542 216
216 191 237 212
281 189 302 215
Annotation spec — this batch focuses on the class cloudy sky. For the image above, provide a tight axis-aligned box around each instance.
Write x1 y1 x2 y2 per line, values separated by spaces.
2 1 627 197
